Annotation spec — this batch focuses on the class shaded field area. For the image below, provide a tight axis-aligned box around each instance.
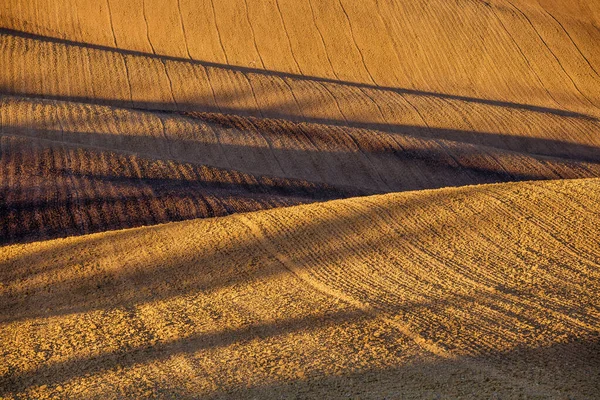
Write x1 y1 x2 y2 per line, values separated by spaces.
0 132 363 245
2 95 600 244
1 178 599 398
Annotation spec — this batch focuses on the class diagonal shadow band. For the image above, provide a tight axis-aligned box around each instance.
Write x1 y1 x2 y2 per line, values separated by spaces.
0 27 597 121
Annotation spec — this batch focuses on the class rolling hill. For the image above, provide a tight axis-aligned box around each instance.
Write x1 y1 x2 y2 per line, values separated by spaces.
1 0 599 398
1 178 599 398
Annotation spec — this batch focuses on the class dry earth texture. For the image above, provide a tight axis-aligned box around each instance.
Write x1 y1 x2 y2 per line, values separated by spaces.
1 179 600 398
1 0 599 398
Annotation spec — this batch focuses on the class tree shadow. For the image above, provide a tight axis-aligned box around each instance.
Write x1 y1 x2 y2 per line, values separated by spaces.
1 27 596 122
2 26 600 168
0 190 430 324
2 308 598 399
2 180 597 332
2 20 600 400
2 101 600 245
4 92 600 165
0 131 367 245
205 336 600 399
2 176 599 397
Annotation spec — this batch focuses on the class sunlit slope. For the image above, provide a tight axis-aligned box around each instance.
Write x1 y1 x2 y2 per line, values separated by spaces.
1 25 599 138
3 94 599 243
1 0 599 114
1 178 599 398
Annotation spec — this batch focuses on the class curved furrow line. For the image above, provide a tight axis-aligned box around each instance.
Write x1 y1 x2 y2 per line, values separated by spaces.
306 0 340 80
209 0 229 64
234 182 597 397
336 0 377 85
539 4 600 79
487 3 563 108
274 0 303 75
362 197 600 333
105 1 135 107
242 0 266 70
176 0 193 61
505 0 598 109
485 183 600 267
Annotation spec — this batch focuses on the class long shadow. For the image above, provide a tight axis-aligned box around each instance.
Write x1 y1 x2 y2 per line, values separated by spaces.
204 336 600 399
7 112 600 180
190 110 600 164
0 188 486 324
3 125 456 306
2 112 600 245
0 27 596 122
2 307 598 398
0 135 368 246
2 181 597 328
2 23 600 400
5 93 600 164
0 187 433 322
6 109 600 176
0 309 366 394
2 180 598 396
0 127 561 243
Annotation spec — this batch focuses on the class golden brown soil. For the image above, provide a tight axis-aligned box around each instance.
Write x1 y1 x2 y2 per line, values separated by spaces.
1 95 599 244
2 179 599 398
1 0 599 398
